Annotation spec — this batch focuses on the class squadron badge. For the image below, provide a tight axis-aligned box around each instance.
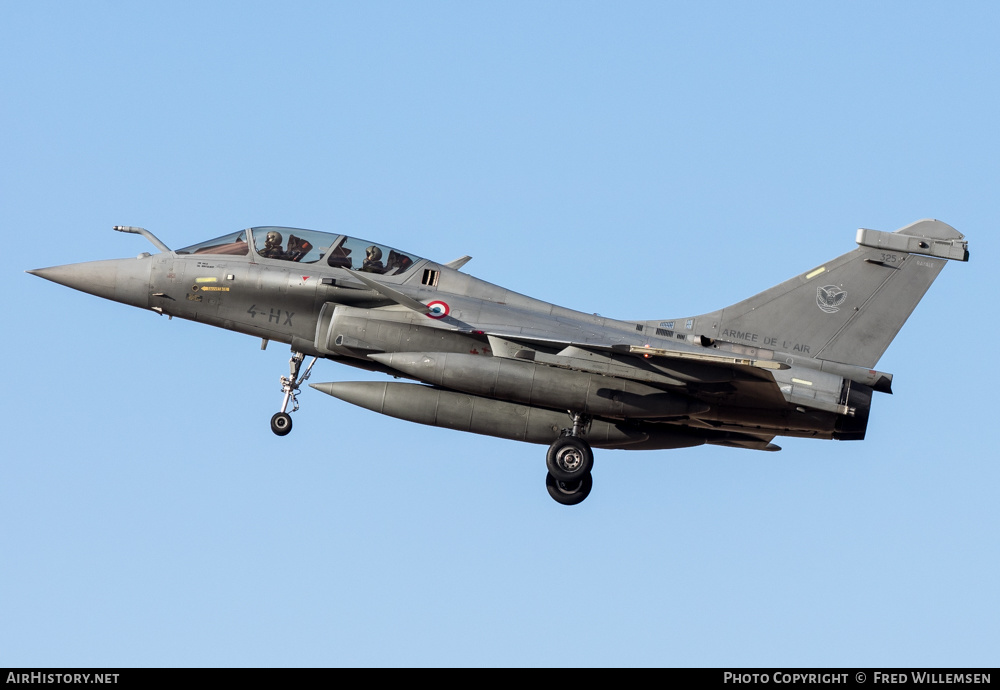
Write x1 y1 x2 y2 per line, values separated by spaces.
816 285 847 314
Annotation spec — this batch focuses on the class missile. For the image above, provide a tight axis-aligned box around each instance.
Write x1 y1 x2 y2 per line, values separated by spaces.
310 380 706 450
367 352 711 420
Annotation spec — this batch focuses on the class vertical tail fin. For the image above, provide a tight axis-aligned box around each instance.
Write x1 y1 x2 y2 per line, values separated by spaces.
688 220 969 368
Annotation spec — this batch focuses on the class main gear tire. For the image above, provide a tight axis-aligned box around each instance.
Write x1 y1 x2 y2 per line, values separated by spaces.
545 471 593 506
545 436 594 482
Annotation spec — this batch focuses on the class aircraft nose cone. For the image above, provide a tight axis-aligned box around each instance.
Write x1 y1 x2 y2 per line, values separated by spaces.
28 262 117 298
28 257 152 308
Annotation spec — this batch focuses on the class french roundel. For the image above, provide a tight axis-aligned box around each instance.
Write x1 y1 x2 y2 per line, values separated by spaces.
426 300 450 319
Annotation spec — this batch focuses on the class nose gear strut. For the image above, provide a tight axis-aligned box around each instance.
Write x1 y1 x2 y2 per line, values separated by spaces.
270 350 317 436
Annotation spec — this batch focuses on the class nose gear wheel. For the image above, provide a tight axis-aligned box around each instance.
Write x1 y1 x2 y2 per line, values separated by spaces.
271 412 293 436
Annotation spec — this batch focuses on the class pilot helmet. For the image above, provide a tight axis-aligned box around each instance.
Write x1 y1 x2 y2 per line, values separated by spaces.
265 230 283 248
366 245 382 261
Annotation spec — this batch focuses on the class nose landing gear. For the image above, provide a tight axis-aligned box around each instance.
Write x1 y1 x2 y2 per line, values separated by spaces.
270 350 317 436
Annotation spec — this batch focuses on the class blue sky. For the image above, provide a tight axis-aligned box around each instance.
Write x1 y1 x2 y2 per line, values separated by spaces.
2 1 997 667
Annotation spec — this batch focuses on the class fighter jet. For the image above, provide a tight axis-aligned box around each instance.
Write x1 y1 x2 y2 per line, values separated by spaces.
27 220 969 505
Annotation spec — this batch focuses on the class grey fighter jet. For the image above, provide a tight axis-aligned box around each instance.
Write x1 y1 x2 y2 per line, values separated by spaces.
28 220 969 505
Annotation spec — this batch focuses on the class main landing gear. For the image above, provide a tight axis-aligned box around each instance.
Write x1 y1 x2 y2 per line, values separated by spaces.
270 350 317 436
545 413 595 506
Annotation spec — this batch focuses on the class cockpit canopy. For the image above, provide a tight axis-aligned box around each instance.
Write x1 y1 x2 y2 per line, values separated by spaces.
175 227 424 276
